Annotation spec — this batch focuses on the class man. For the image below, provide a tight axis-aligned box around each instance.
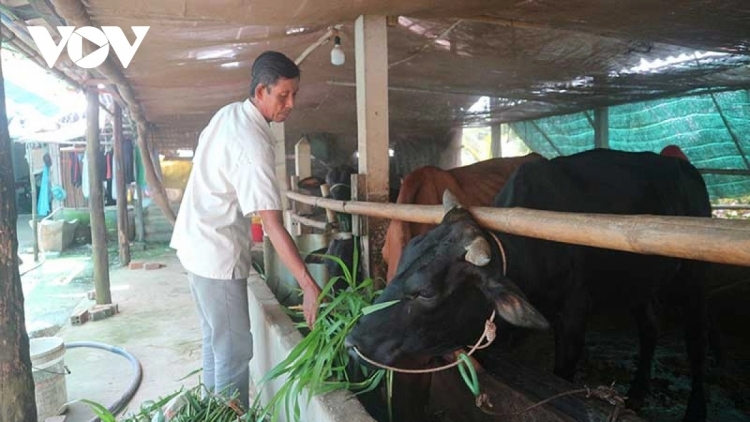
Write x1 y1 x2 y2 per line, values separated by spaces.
170 51 322 408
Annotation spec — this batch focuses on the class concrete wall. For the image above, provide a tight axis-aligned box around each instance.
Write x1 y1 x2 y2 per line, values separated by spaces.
248 276 376 422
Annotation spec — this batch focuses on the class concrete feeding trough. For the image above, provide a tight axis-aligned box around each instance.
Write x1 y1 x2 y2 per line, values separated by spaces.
251 233 375 421
248 276 375 422
254 233 649 422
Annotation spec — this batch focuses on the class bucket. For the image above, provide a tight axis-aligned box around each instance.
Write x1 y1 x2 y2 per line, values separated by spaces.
263 234 330 306
30 337 68 422
251 215 264 243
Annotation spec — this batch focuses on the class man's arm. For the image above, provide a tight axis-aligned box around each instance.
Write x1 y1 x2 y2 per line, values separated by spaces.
258 210 322 327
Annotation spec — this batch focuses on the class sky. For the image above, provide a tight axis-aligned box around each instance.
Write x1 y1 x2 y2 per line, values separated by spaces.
2 49 87 137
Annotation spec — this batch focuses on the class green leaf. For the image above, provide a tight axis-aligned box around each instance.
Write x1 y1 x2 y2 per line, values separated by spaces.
80 399 117 422
361 300 399 315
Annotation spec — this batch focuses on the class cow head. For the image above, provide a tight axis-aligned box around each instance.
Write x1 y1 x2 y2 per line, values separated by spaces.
346 190 548 365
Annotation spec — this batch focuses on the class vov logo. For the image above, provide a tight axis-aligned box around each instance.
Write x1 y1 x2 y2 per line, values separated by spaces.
27 26 149 69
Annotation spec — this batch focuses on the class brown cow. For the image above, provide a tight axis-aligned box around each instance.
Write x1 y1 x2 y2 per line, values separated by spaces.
378 153 543 421
382 153 544 281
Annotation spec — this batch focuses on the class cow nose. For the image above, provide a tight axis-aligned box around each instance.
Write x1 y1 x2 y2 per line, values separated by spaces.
344 335 354 349
347 343 362 366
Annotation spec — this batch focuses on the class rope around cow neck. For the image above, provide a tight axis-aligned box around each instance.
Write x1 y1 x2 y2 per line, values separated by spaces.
351 231 508 374
352 310 497 374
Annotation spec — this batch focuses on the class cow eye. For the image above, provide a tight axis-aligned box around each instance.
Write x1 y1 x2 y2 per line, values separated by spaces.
418 287 437 299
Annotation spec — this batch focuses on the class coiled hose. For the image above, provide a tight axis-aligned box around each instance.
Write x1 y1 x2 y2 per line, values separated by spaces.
66 341 143 422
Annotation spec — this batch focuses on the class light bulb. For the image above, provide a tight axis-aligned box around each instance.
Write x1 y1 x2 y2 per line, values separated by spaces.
331 36 345 66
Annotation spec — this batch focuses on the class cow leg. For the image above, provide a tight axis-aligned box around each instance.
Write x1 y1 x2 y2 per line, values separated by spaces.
627 301 659 411
682 289 707 422
553 293 588 381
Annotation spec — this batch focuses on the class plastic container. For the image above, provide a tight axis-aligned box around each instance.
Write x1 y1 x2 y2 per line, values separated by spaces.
251 215 264 243
30 337 68 422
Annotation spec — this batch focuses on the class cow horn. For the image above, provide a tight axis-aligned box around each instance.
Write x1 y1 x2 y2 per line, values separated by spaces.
443 189 462 212
465 236 491 266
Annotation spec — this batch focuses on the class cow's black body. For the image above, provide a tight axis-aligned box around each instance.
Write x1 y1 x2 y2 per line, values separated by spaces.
298 165 362 287
347 149 711 422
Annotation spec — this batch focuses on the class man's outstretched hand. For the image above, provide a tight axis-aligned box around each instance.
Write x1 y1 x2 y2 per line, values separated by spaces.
301 283 322 328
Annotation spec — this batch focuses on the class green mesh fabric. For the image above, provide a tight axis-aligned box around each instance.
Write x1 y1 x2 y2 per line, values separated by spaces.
510 89 750 200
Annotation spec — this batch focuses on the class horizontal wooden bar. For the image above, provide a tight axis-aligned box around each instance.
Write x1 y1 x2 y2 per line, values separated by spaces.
288 212 330 231
712 204 750 210
698 168 750 176
285 191 750 267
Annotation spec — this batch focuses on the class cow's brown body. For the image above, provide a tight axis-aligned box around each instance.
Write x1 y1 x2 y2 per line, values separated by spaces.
383 153 544 281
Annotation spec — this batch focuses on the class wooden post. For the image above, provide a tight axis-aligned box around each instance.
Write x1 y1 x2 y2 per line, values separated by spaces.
294 137 312 180
288 175 302 236
26 144 39 262
86 87 111 304
319 184 336 224
491 124 503 158
271 122 289 211
113 102 130 265
594 107 609 149
355 15 390 283
295 137 313 219
490 98 503 158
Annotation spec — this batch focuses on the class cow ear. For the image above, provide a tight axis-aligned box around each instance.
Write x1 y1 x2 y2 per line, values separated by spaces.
478 276 549 330
442 189 462 212
493 290 550 330
465 236 491 266
298 176 325 190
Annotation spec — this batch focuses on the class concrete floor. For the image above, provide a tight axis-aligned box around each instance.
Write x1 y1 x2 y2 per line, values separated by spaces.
27 250 208 422
17 213 227 422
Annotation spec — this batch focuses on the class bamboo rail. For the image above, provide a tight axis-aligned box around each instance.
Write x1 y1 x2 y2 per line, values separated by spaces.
285 191 750 267
288 213 331 231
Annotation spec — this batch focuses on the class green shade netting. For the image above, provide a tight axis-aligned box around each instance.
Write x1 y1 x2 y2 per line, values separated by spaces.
510 89 750 200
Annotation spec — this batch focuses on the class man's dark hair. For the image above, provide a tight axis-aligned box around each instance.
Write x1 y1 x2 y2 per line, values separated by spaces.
250 51 300 97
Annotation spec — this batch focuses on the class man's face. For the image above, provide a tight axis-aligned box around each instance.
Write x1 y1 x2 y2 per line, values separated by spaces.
254 77 299 123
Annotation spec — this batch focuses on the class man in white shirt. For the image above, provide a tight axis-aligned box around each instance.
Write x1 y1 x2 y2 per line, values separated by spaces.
170 51 321 408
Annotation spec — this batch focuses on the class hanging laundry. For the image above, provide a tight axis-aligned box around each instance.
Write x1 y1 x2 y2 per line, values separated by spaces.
106 150 113 179
70 151 82 187
37 166 51 217
135 145 146 188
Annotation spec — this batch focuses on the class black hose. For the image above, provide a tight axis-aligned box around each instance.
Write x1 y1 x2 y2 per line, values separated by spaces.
66 341 143 422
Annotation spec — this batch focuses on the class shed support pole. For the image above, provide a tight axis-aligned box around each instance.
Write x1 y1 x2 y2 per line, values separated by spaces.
113 103 130 266
26 144 38 262
271 122 289 212
355 15 390 283
594 107 609 149
295 136 313 221
490 98 504 158
86 88 111 304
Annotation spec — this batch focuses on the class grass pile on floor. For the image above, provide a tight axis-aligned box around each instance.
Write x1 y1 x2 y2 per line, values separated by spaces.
252 253 390 422
84 384 266 421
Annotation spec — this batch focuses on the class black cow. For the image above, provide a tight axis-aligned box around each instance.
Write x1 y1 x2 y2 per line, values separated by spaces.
299 165 363 288
347 149 710 422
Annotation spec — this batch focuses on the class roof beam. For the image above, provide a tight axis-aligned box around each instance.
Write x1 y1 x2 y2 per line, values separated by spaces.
49 0 176 225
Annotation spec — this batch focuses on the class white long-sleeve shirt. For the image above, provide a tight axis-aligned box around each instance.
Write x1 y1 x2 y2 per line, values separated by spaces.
170 99 281 279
